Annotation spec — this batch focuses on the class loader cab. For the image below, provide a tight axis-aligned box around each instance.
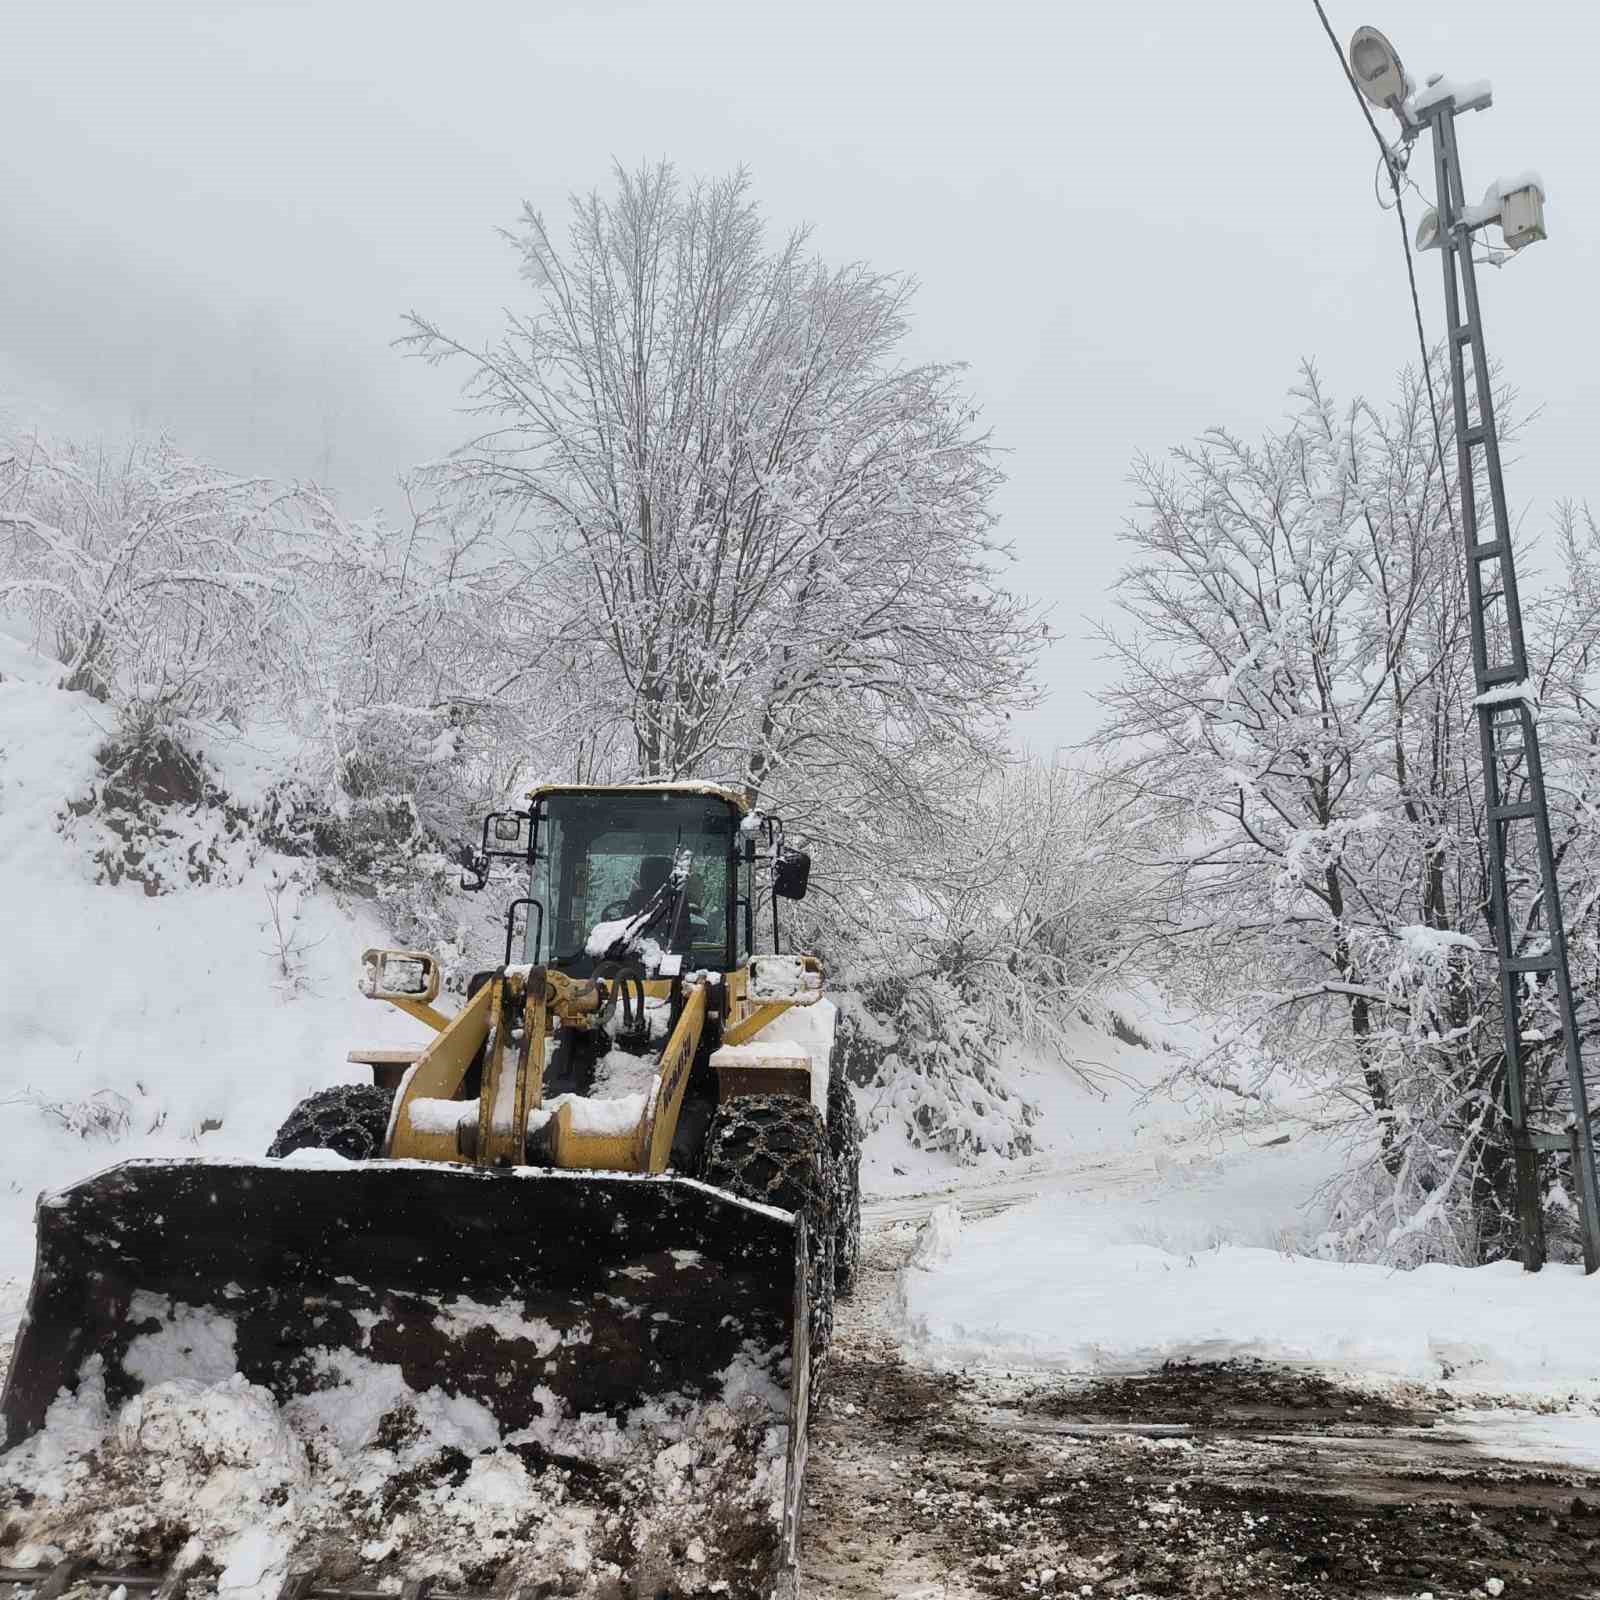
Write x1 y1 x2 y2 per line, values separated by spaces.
524 786 753 977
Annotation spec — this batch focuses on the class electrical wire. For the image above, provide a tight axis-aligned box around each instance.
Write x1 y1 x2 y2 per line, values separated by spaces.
1311 0 1457 540
1371 144 1434 214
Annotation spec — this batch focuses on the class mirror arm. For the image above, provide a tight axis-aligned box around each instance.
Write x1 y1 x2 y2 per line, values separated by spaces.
766 815 784 955
462 808 536 891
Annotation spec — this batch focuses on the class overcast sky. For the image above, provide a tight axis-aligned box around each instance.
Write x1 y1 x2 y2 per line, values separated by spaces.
2 3 1594 749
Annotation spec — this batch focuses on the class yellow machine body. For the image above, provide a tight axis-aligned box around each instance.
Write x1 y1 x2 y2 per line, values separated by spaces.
372 955 825 1173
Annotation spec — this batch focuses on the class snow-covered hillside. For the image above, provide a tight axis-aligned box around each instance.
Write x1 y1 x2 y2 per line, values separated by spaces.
0 637 421 1351
860 996 1346 1249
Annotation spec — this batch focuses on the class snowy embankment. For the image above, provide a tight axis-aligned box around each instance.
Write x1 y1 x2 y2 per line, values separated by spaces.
883 999 1600 1429
858 982 1600 1436
862 989 1349 1247
0 635 419 1353
898 1198 1598 1388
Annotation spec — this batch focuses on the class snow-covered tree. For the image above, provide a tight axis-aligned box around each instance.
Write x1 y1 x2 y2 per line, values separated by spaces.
280 480 526 830
821 755 1167 1162
402 163 1041 822
1096 363 1600 1265
0 430 308 734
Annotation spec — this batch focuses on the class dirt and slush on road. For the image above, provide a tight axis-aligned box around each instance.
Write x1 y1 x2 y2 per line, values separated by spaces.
802 1224 1600 1600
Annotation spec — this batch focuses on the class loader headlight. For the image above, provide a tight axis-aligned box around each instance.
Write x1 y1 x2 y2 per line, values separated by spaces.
360 947 442 1003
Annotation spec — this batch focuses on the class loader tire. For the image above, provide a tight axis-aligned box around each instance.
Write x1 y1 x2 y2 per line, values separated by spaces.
700 1093 836 1383
828 1065 863 1298
266 1083 396 1161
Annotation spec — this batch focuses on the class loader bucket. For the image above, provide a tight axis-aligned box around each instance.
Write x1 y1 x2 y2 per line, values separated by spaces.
0 1158 809 1598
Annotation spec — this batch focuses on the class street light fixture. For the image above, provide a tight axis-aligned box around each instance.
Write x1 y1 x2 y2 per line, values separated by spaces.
1414 208 1441 251
1349 25 1407 108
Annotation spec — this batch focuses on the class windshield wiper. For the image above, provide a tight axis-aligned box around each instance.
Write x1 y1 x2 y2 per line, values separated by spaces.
583 847 694 966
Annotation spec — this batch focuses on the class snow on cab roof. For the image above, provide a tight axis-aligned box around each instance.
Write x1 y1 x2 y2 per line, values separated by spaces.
525 779 752 813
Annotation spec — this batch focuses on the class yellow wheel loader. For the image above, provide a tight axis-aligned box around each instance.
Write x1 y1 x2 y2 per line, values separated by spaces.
0 782 860 1600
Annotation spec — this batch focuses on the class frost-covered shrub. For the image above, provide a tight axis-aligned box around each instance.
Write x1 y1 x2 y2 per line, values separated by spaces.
277 484 535 867
781 753 1154 1166
68 730 255 896
0 430 311 736
254 778 345 860
21 1087 135 1141
849 976 1037 1163
254 777 477 985
323 796 465 966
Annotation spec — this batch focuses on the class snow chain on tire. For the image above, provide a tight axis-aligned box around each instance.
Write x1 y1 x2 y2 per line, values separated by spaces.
827 1062 863 1298
266 1083 397 1161
699 1092 837 1387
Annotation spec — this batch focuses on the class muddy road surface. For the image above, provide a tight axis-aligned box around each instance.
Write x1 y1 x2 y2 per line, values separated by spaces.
803 1223 1600 1599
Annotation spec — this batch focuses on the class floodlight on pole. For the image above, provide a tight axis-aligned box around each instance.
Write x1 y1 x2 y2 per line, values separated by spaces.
1415 208 1441 251
1349 26 1407 108
1499 180 1547 250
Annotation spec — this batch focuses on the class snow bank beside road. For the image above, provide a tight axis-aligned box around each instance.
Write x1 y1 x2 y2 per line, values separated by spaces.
898 1197 1600 1389
882 989 1596 1393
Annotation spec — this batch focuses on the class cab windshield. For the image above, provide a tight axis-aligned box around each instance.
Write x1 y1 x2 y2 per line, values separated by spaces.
529 790 741 974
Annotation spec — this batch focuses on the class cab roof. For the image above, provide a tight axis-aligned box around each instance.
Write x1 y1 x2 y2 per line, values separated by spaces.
525 780 752 815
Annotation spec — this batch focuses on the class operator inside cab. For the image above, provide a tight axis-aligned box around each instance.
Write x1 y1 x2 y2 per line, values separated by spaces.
624 855 674 913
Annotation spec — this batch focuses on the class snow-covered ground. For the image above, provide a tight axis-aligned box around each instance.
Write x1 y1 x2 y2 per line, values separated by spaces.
862 998 1346 1251
0 634 420 1352
897 1196 1600 1388
873 996 1600 1474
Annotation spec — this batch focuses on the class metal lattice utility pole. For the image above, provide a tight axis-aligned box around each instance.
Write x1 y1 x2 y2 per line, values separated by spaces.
1347 28 1600 1274
1422 97 1600 1274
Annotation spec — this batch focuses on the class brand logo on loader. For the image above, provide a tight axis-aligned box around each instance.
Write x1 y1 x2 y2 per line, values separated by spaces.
659 1027 695 1111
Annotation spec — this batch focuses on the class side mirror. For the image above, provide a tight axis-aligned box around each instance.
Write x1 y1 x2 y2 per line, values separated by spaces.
493 815 523 843
773 848 811 901
359 948 441 1004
